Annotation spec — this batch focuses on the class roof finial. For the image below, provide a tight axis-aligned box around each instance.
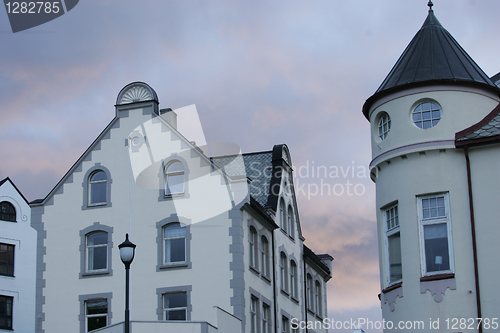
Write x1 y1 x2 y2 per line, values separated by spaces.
428 0 434 12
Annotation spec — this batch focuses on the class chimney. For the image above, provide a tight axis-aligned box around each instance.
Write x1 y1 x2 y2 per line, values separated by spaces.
160 108 177 130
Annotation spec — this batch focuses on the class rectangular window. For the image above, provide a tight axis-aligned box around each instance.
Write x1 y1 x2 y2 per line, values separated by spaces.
85 299 107 332
262 303 270 333
86 232 108 272
384 204 402 285
0 296 13 330
0 244 14 277
250 296 258 333
282 316 290 333
163 292 187 320
418 193 453 276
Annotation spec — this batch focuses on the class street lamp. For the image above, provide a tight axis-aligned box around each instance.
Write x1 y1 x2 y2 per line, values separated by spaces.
119 234 136 333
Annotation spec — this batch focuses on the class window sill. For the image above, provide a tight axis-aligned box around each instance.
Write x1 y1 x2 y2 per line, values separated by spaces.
249 266 260 276
159 262 189 270
420 273 454 282
280 289 290 297
81 270 111 278
291 296 299 304
382 282 402 294
261 275 271 284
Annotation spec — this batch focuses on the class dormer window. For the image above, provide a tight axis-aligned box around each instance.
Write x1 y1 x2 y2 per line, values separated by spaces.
165 161 185 196
413 101 442 129
377 112 391 141
0 202 16 222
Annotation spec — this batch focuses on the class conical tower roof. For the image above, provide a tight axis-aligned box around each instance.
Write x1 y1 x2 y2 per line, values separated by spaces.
363 2 500 119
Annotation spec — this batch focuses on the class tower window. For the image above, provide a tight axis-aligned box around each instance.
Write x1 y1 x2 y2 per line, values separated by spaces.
413 102 442 129
378 112 391 140
384 204 402 285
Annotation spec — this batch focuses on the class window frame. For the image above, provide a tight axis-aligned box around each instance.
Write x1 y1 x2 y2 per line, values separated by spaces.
383 203 402 287
78 292 112 333
262 302 271 333
86 231 109 273
287 205 295 239
0 295 13 330
281 316 290 333
164 160 185 197
82 165 112 210
377 112 391 141
156 285 192 321
250 295 259 333
412 101 442 129
249 226 259 271
417 193 454 277
0 201 16 222
315 280 322 317
290 260 298 300
280 252 289 294
85 299 108 332
156 216 192 271
162 292 188 321
163 223 187 266
0 243 15 277
279 198 286 233
260 236 269 278
79 223 113 278
306 273 313 312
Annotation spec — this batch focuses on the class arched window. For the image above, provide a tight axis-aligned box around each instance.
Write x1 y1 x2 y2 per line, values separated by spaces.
165 161 185 195
287 205 294 239
88 170 107 206
0 202 16 222
260 236 269 278
279 198 286 232
306 274 313 311
86 231 108 272
315 280 322 316
290 260 298 299
280 252 288 292
249 227 258 270
163 223 186 264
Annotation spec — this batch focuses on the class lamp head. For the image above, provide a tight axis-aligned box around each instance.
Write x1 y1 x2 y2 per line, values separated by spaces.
119 233 136 267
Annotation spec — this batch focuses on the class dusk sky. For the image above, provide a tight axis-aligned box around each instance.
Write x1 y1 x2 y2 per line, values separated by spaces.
2 1 500 332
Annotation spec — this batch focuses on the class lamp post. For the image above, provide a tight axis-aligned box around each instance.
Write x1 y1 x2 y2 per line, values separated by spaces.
119 234 136 333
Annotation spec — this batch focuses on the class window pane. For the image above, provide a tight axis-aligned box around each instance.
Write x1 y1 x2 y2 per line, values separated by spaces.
90 247 107 270
388 233 402 282
87 316 107 332
164 224 186 238
165 239 185 263
166 174 184 194
167 309 186 321
165 292 187 308
0 202 16 222
90 182 107 204
167 162 184 173
88 232 107 246
424 224 450 272
90 171 107 182
86 300 108 315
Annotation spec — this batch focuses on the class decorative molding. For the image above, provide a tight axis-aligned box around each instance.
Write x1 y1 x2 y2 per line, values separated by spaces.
420 277 456 303
383 285 403 312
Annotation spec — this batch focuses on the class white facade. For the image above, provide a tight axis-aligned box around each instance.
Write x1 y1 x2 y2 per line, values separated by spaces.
31 82 332 333
0 178 37 332
365 5 500 332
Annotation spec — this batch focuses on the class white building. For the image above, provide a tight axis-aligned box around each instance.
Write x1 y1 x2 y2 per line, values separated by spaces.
0 177 37 332
30 82 332 333
364 2 500 332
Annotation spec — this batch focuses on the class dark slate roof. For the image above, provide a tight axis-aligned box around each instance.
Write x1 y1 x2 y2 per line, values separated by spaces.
211 151 273 207
363 6 500 118
456 103 500 147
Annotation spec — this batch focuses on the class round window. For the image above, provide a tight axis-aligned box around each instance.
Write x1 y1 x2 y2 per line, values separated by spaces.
412 101 441 129
377 112 391 141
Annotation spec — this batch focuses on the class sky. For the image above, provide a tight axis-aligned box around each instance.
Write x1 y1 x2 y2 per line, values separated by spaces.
2 1 500 332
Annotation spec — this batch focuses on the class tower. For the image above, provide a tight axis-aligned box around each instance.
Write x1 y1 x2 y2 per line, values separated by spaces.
363 2 500 331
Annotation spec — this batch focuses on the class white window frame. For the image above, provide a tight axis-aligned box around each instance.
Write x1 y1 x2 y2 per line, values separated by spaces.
378 112 391 140
163 223 187 265
86 232 108 273
85 298 108 332
260 236 269 278
417 193 454 277
287 205 295 239
250 296 258 333
290 260 297 299
164 161 185 196
383 203 402 287
249 227 258 270
306 274 313 312
163 292 187 321
262 303 270 333
88 170 107 206
280 252 288 293
315 280 322 317
279 199 286 233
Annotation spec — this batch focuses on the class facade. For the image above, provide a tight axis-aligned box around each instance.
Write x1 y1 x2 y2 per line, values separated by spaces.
364 3 500 332
0 178 37 332
30 82 332 333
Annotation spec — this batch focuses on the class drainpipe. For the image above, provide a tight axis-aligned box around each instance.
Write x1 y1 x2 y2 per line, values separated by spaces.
464 146 482 333
272 229 278 333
